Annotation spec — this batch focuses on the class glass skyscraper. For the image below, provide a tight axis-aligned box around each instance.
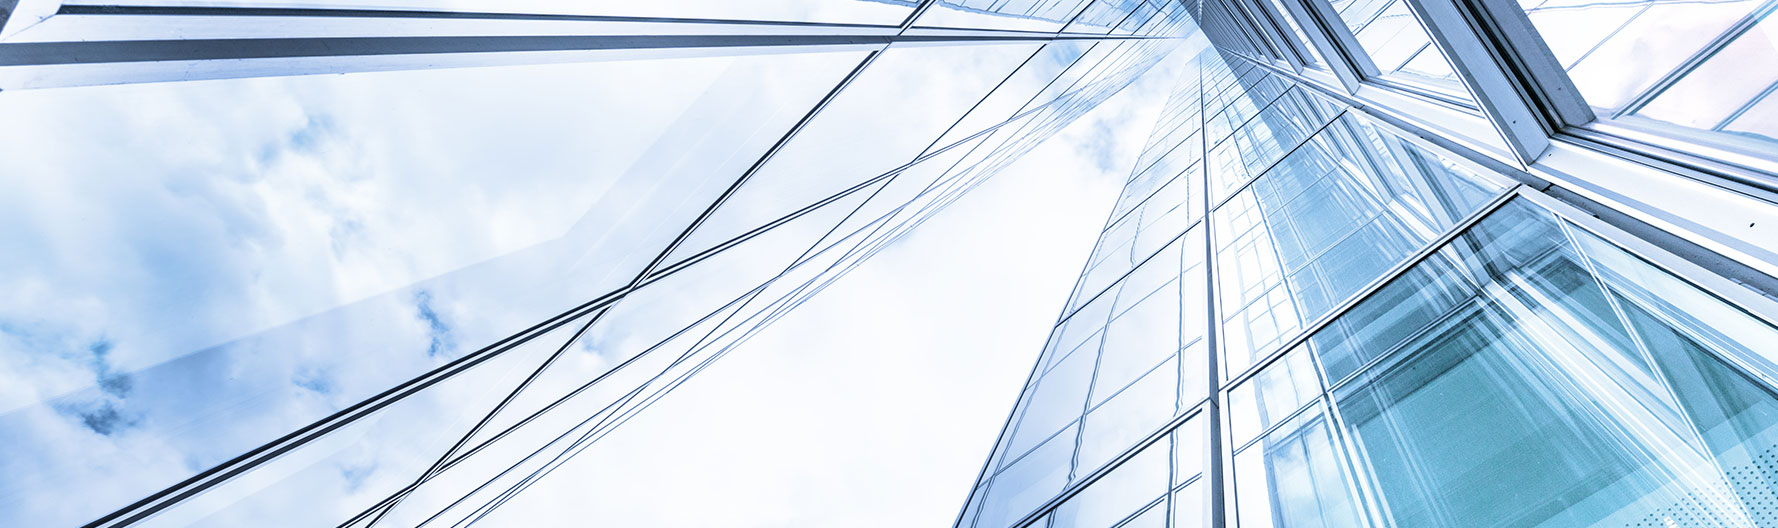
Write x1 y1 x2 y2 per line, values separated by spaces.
953 0 1778 527
0 1 1775 527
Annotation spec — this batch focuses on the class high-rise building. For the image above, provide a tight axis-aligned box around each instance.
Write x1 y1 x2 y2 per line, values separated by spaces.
953 0 1778 526
2 0 1776 527
0 2 1197 526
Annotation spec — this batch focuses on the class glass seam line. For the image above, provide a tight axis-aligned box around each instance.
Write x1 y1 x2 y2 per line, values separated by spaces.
0 32 1184 68
382 2 1073 507
1206 95 1351 212
881 46 1194 525
1245 44 1778 310
354 49 892 528
1010 402 1210 527
55 4 912 27
1612 0 1778 118
446 153 929 527
84 287 629 528
427 38 1147 516
588 86 1134 526
1218 183 1519 393
364 37 1064 523
1245 42 1778 330
1234 51 1554 191
980 49 1212 528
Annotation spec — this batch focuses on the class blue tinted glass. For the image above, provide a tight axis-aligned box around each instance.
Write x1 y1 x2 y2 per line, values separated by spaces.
1053 439 1169 527
1324 199 1778 527
1215 114 1506 378
1231 406 1365 528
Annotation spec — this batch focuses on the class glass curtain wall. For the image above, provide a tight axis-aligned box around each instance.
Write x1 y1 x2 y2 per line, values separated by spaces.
0 3 1200 526
956 42 1778 528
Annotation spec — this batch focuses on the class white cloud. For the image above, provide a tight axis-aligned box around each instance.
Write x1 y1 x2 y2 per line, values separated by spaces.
470 51 1181 526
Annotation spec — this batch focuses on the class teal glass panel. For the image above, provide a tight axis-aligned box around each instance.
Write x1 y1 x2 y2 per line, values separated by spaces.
1323 199 1778 527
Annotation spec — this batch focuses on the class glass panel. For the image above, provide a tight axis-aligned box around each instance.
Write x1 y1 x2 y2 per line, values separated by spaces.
915 0 1095 32
1227 345 1322 448
1230 405 1366 528
0 51 868 527
979 423 1083 528
1173 478 1208 528
1206 88 1344 204
1322 198 1778 527
1214 113 1506 378
1533 0 1766 111
0 307 591 526
1723 88 1778 142
668 43 1045 263
1008 340 1098 461
1264 0 1327 67
1081 356 1180 473
1629 14 1778 152
1174 413 1207 485
1115 499 1168 528
1339 0 1471 98
1098 287 1183 407
1053 439 1170 527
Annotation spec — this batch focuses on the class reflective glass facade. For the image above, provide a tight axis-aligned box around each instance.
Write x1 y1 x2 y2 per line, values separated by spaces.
3 0 1778 526
0 2 1199 526
954 0 1778 524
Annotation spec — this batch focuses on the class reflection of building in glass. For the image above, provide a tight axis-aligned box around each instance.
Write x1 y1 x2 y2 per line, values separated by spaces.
2 0 1777 526
954 0 1778 526
0 2 1198 526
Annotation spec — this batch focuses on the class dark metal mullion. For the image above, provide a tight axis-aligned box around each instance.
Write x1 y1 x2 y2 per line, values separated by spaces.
1296 0 1380 81
1226 0 1301 70
450 145 928 527
421 6 995 515
361 49 893 528
58 4 900 27
1244 0 1319 71
85 288 628 528
1199 53 1231 528
1275 0 1363 91
0 32 1177 67
941 36 1143 528
1007 403 1210 527
1208 93 1354 212
353 82 1081 520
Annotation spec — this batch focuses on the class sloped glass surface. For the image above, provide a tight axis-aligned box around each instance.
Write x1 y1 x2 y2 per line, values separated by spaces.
0 51 866 527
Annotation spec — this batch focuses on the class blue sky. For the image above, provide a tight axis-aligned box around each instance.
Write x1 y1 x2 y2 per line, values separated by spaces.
0 23 1204 524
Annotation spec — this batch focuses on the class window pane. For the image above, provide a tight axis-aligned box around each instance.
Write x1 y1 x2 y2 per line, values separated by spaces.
0 52 867 527
1053 439 1170 527
978 423 1083 528
1231 405 1365 528
1322 198 1778 527
1081 356 1180 473
1215 113 1506 378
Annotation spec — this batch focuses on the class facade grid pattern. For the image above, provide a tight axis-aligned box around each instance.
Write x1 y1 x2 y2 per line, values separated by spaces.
954 0 1778 522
